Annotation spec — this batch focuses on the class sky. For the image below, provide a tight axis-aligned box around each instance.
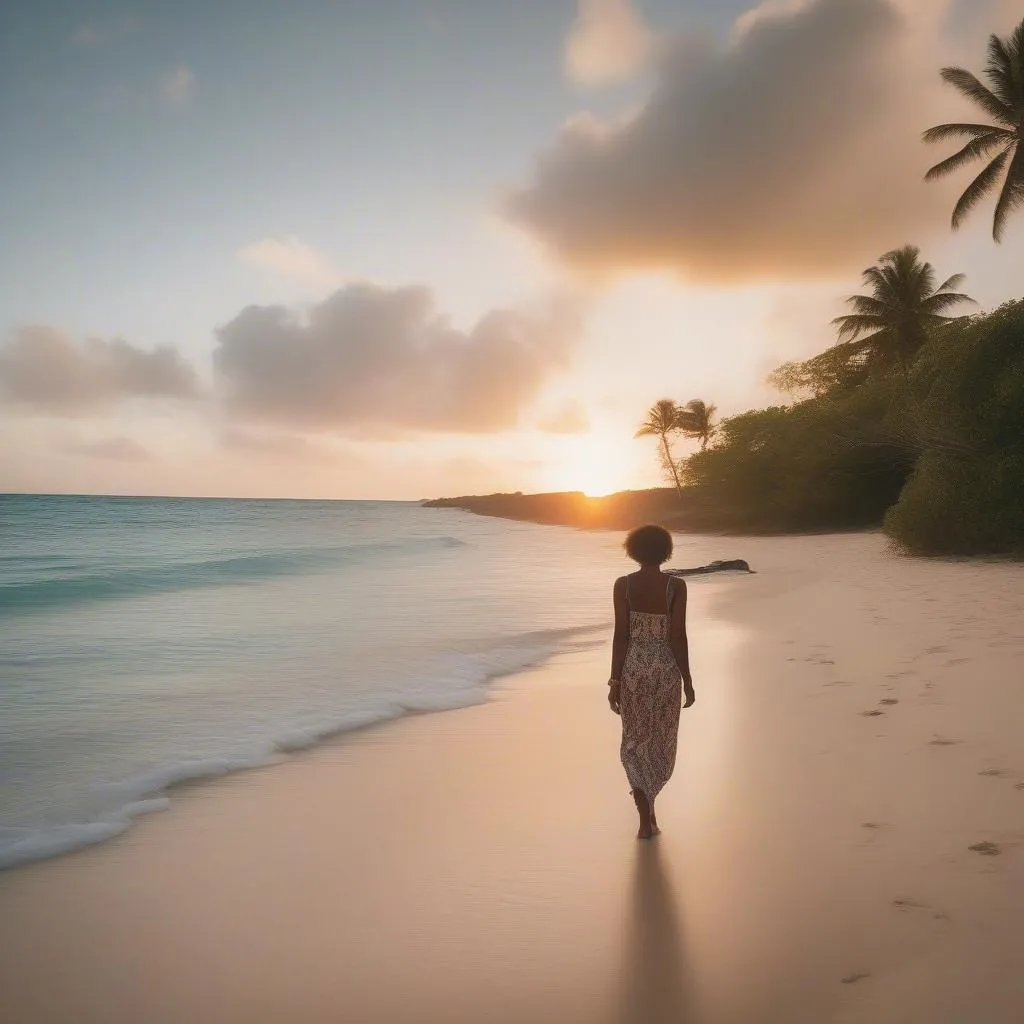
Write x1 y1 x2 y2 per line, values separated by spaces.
1 0 1022 499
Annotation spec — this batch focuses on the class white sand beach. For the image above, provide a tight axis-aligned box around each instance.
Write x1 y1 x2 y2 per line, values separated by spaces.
2 533 1023 1024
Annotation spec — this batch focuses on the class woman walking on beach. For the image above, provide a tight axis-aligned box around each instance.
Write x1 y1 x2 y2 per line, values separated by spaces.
608 525 695 839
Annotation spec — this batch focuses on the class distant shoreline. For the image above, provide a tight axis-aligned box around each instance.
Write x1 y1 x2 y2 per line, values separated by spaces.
422 488 747 533
422 488 685 531
421 489 888 538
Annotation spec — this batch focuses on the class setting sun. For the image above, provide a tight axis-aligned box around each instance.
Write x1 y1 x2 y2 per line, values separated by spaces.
544 429 645 497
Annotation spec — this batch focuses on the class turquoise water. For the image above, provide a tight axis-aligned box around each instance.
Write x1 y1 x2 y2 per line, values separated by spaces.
1 495 634 869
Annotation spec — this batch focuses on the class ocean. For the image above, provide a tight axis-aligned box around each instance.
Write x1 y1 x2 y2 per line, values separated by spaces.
0 494 642 870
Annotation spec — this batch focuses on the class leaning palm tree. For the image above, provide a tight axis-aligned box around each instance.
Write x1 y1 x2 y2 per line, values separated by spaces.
678 399 718 451
831 246 974 378
635 399 685 495
923 17 1024 241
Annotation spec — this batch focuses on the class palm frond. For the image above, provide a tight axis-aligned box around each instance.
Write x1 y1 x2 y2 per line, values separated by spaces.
992 144 1024 242
832 313 887 342
877 247 921 296
910 258 936 305
935 273 967 293
1005 20 1024 71
940 66 1015 124
922 122 1004 144
635 399 683 439
846 294 893 317
951 149 1010 229
862 262 903 301
920 291 975 314
924 132 1012 181
984 34 1019 110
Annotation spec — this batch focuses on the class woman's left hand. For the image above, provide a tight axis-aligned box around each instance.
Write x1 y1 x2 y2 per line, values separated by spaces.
608 682 621 715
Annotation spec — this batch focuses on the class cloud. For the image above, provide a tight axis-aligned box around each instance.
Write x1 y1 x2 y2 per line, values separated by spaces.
538 400 591 433
213 284 580 434
565 0 654 86
72 26 102 47
239 237 342 290
508 0 956 282
57 435 152 462
0 326 200 413
71 18 139 48
564 0 654 88
220 427 336 461
160 66 195 108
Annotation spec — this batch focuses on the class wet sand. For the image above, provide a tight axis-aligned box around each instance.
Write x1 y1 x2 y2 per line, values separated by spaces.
1 534 1023 1023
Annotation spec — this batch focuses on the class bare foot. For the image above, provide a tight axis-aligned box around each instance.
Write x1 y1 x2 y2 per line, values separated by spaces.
637 823 654 840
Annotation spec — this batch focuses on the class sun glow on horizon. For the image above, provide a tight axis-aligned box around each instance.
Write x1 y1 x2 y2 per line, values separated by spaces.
541 427 650 497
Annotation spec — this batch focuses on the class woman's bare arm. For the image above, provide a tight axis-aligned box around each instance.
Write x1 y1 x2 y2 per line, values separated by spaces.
669 579 695 707
608 577 629 713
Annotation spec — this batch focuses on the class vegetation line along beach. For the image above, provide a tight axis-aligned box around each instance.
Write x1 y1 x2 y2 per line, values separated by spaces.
433 20 1024 557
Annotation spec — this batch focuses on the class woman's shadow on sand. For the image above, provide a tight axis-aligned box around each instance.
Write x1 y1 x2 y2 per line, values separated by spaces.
617 841 696 1024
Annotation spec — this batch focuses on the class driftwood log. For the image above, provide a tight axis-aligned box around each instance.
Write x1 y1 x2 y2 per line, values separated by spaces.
667 559 754 576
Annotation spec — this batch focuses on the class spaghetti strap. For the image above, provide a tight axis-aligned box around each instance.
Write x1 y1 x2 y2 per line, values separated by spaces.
665 578 673 616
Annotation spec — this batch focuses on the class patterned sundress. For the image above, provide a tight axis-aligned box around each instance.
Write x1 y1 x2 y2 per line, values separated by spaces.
619 577 682 806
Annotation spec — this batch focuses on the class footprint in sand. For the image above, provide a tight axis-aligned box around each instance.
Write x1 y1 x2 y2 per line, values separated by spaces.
892 898 951 922
929 736 959 746
968 841 1001 856
879 698 899 706
925 645 949 655
979 769 1006 777
841 973 870 985
861 710 885 717
946 658 971 666
861 821 892 831
1015 782 1024 791
892 897 926 910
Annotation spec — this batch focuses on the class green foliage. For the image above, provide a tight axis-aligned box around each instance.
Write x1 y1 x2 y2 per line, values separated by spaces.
884 299 1024 554
767 344 871 400
681 298 1024 552
684 377 916 533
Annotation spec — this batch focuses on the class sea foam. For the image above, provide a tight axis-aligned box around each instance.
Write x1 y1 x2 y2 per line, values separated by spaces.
0 622 605 871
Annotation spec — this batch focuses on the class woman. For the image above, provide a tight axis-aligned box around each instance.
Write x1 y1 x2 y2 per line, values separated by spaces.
608 525 695 839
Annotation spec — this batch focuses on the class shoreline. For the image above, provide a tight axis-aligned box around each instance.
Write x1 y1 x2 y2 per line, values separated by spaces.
2 534 1023 1022
0 620 611 873
422 489 894 540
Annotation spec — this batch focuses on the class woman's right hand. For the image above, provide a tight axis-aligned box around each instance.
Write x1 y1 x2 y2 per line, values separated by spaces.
608 682 621 715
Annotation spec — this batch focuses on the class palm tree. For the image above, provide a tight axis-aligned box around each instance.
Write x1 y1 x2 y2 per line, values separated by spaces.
923 18 1024 241
636 399 685 495
831 246 974 378
678 399 718 451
